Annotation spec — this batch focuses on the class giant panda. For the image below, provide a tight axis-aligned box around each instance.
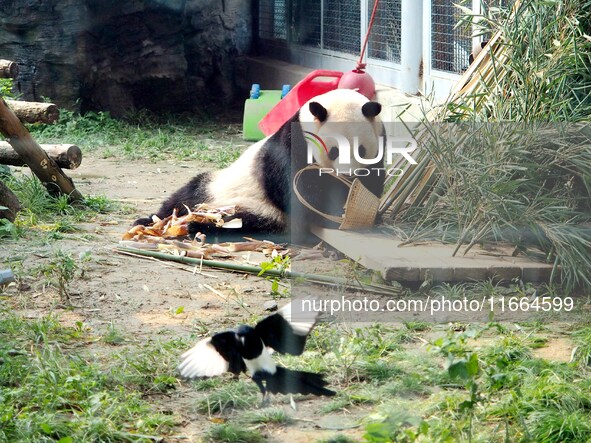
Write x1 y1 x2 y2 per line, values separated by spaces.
134 89 385 242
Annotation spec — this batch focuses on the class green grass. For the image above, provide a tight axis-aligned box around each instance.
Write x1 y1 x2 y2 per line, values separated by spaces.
196 379 259 414
28 110 245 166
571 326 591 367
316 436 360 443
243 407 293 425
0 312 176 442
1 170 118 241
1 300 590 442
206 423 265 443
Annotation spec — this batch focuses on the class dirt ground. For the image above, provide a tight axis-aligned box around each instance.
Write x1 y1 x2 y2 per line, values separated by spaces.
4 154 375 442
3 152 584 442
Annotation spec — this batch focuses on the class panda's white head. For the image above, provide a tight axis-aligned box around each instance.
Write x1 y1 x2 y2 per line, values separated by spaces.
299 89 384 172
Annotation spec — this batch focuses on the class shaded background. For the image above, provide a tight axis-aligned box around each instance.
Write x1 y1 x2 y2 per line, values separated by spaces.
0 0 252 116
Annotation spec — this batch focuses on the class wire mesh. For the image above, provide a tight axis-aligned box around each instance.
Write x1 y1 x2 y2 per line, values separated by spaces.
368 0 401 63
431 0 471 73
323 0 361 55
259 0 288 40
290 0 321 47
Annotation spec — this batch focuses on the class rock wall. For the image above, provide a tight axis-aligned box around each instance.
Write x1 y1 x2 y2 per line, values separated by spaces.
0 0 252 116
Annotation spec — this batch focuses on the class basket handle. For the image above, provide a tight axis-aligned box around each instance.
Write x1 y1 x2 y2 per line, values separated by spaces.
292 164 351 224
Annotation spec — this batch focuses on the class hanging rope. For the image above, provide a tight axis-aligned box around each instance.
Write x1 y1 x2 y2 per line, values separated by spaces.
356 0 381 71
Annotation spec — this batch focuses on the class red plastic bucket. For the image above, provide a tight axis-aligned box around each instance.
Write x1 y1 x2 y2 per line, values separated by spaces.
258 70 343 136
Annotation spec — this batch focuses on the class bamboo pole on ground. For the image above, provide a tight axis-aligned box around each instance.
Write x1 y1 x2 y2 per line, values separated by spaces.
116 246 403 296
0 96 82 201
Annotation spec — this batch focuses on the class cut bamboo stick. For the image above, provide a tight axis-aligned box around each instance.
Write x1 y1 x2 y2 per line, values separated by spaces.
116 245 402 296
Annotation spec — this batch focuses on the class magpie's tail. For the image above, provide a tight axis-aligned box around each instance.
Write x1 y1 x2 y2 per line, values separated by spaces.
265 366 335 396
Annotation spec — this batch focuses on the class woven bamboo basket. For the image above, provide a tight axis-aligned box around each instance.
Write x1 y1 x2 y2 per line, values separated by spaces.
293 164 379 230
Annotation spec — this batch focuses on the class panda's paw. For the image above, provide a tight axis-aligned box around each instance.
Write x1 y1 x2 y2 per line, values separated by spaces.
133 216 154 226
187 221 217 237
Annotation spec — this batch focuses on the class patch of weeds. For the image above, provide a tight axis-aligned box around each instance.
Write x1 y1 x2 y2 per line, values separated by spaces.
102 322 126 345
316 435 360 443
112 337 188 394
0 78 18 98
196 379 259 414
528 335 549 349
363 409 427 443
320 396 354 414
382 374 432 398
243 407 293 424
34 249 85 301
571 326 591 367
206 423 265 443
481 334 533 364
468 278 503 297
258 253 290 298
84 194 115 213
3 172 117 239
354 359 404 382
0 312 174 442
403 321 431 332
431 282 471 299
191 377 224 391
0 218 20 239
29 109 246 165
526 409 591 443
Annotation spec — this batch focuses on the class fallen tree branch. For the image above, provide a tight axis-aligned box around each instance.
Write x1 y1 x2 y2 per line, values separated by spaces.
5 99 59 124
0 96 82 201
0 179 21 221
0 60 18 79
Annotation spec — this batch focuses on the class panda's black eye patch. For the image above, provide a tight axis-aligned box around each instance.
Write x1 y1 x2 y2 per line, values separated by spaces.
358 145 367 158
328 146 339 161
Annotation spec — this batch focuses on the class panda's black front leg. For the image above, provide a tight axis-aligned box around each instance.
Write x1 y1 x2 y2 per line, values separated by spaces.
187 209 286 242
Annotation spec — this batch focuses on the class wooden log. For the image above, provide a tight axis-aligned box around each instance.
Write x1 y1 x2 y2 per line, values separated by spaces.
0 60 18 79
5 99 59 124
0 179 21 222
0 142 82 169
0 96 83 201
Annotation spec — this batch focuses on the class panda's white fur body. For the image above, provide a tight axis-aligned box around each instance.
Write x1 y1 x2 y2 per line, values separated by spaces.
134 89 385 241
206 138 286 227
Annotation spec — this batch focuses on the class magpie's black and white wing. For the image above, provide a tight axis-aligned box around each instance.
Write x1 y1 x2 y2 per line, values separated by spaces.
177 331 245 378
255 298 319 355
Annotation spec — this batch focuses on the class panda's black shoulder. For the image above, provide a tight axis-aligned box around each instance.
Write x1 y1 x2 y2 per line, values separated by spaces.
254 111 306 212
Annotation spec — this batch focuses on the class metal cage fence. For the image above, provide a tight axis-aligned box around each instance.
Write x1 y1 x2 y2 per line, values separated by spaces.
431 0 472 73
259 0 288 40
323 0 361 55
290 0 321 47
368 0 402 63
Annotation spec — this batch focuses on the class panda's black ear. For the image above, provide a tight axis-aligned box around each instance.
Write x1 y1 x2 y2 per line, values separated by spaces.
362 102 381 118
309 102 328 122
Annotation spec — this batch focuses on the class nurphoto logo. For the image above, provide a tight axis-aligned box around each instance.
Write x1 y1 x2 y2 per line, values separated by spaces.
304 131 418 178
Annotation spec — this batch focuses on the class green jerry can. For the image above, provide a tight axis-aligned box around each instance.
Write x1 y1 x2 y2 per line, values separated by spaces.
242 84 290 141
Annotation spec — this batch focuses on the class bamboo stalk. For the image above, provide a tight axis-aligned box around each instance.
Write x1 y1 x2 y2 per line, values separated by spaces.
116 246 402 295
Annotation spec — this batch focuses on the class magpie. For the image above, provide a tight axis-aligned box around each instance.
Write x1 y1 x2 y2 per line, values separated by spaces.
177 299 335 403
